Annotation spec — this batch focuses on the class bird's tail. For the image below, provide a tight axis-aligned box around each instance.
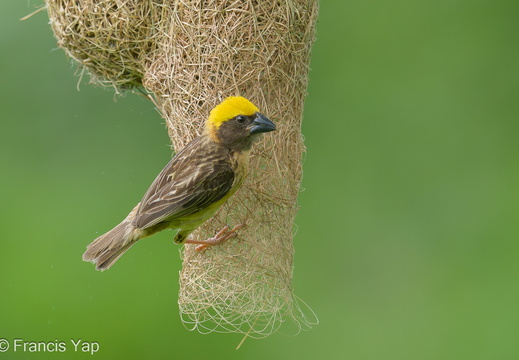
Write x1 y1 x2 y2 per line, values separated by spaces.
83 219 140 271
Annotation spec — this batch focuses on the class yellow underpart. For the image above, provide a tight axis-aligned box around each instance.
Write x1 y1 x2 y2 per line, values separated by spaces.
207 96 259 130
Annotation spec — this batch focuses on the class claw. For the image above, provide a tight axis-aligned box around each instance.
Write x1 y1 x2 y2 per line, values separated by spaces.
184 224 245 252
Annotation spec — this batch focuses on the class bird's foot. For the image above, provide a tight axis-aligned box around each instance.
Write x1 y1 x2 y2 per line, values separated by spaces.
185 224 244 252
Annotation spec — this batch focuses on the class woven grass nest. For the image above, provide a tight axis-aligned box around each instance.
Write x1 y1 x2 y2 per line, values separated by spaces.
46 0 319 339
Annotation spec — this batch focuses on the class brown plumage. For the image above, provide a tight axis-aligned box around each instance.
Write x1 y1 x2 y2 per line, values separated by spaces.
83 96 276 271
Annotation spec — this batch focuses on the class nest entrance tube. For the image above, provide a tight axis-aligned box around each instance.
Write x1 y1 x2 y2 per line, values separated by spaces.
46 0 319 338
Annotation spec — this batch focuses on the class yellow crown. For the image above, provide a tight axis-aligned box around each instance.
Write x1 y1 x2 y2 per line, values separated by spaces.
207 96 259 129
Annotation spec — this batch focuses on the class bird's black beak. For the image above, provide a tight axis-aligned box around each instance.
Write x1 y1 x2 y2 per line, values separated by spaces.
250 113 276 135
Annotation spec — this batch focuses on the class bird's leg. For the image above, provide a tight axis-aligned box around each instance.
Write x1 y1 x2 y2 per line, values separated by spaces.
184 224 244 252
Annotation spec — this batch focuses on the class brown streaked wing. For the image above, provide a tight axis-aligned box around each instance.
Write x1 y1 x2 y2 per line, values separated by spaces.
137 136 205 206
132 137 235 229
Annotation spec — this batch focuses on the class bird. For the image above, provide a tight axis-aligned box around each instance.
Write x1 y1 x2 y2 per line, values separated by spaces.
83 96 276 271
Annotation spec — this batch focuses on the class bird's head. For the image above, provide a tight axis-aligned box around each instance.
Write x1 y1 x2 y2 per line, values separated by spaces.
205 96 276 151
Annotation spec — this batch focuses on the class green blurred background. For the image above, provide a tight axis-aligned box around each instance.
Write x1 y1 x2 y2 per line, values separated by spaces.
2 1 519 359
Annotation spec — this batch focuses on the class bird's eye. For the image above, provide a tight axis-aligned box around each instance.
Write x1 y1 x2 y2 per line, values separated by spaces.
236 115 247 124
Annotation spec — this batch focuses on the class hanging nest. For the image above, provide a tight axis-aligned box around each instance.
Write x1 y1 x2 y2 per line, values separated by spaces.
46 0 319 338
46 0 164 89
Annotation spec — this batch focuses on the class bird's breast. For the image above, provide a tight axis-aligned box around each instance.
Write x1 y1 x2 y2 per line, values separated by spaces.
229 150 249 187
